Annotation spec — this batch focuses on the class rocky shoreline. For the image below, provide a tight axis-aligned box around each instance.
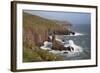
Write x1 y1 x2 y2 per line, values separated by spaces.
23 12 81 62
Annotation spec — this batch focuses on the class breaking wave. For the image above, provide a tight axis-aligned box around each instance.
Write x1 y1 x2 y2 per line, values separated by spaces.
49 40 83 55
65 32 84 36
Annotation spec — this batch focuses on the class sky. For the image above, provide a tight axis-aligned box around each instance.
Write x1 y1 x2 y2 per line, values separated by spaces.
24 10 91 25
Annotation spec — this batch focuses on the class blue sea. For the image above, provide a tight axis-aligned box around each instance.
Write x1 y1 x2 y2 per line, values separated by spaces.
57 24 91 60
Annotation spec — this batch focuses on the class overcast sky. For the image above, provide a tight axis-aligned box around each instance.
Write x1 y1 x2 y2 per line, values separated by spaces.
24 10 91 25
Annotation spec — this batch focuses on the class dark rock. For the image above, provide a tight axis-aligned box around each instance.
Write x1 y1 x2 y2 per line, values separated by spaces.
70 31 75 35
52 40 74 52
52 40 64 51
63 52 68 54
64 46 74 52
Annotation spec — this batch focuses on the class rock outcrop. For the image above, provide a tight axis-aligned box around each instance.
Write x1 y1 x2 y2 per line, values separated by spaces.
23 12 76 62
23 12 73 48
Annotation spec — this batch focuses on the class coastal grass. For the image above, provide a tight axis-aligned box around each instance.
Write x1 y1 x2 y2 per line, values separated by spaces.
23 46 64 62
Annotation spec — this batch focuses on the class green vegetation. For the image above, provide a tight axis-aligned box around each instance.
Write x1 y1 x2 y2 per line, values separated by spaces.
23 12 68 62
23 46 63 62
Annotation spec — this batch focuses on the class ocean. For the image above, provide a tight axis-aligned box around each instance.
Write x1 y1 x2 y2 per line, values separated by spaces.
55 24 91 60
